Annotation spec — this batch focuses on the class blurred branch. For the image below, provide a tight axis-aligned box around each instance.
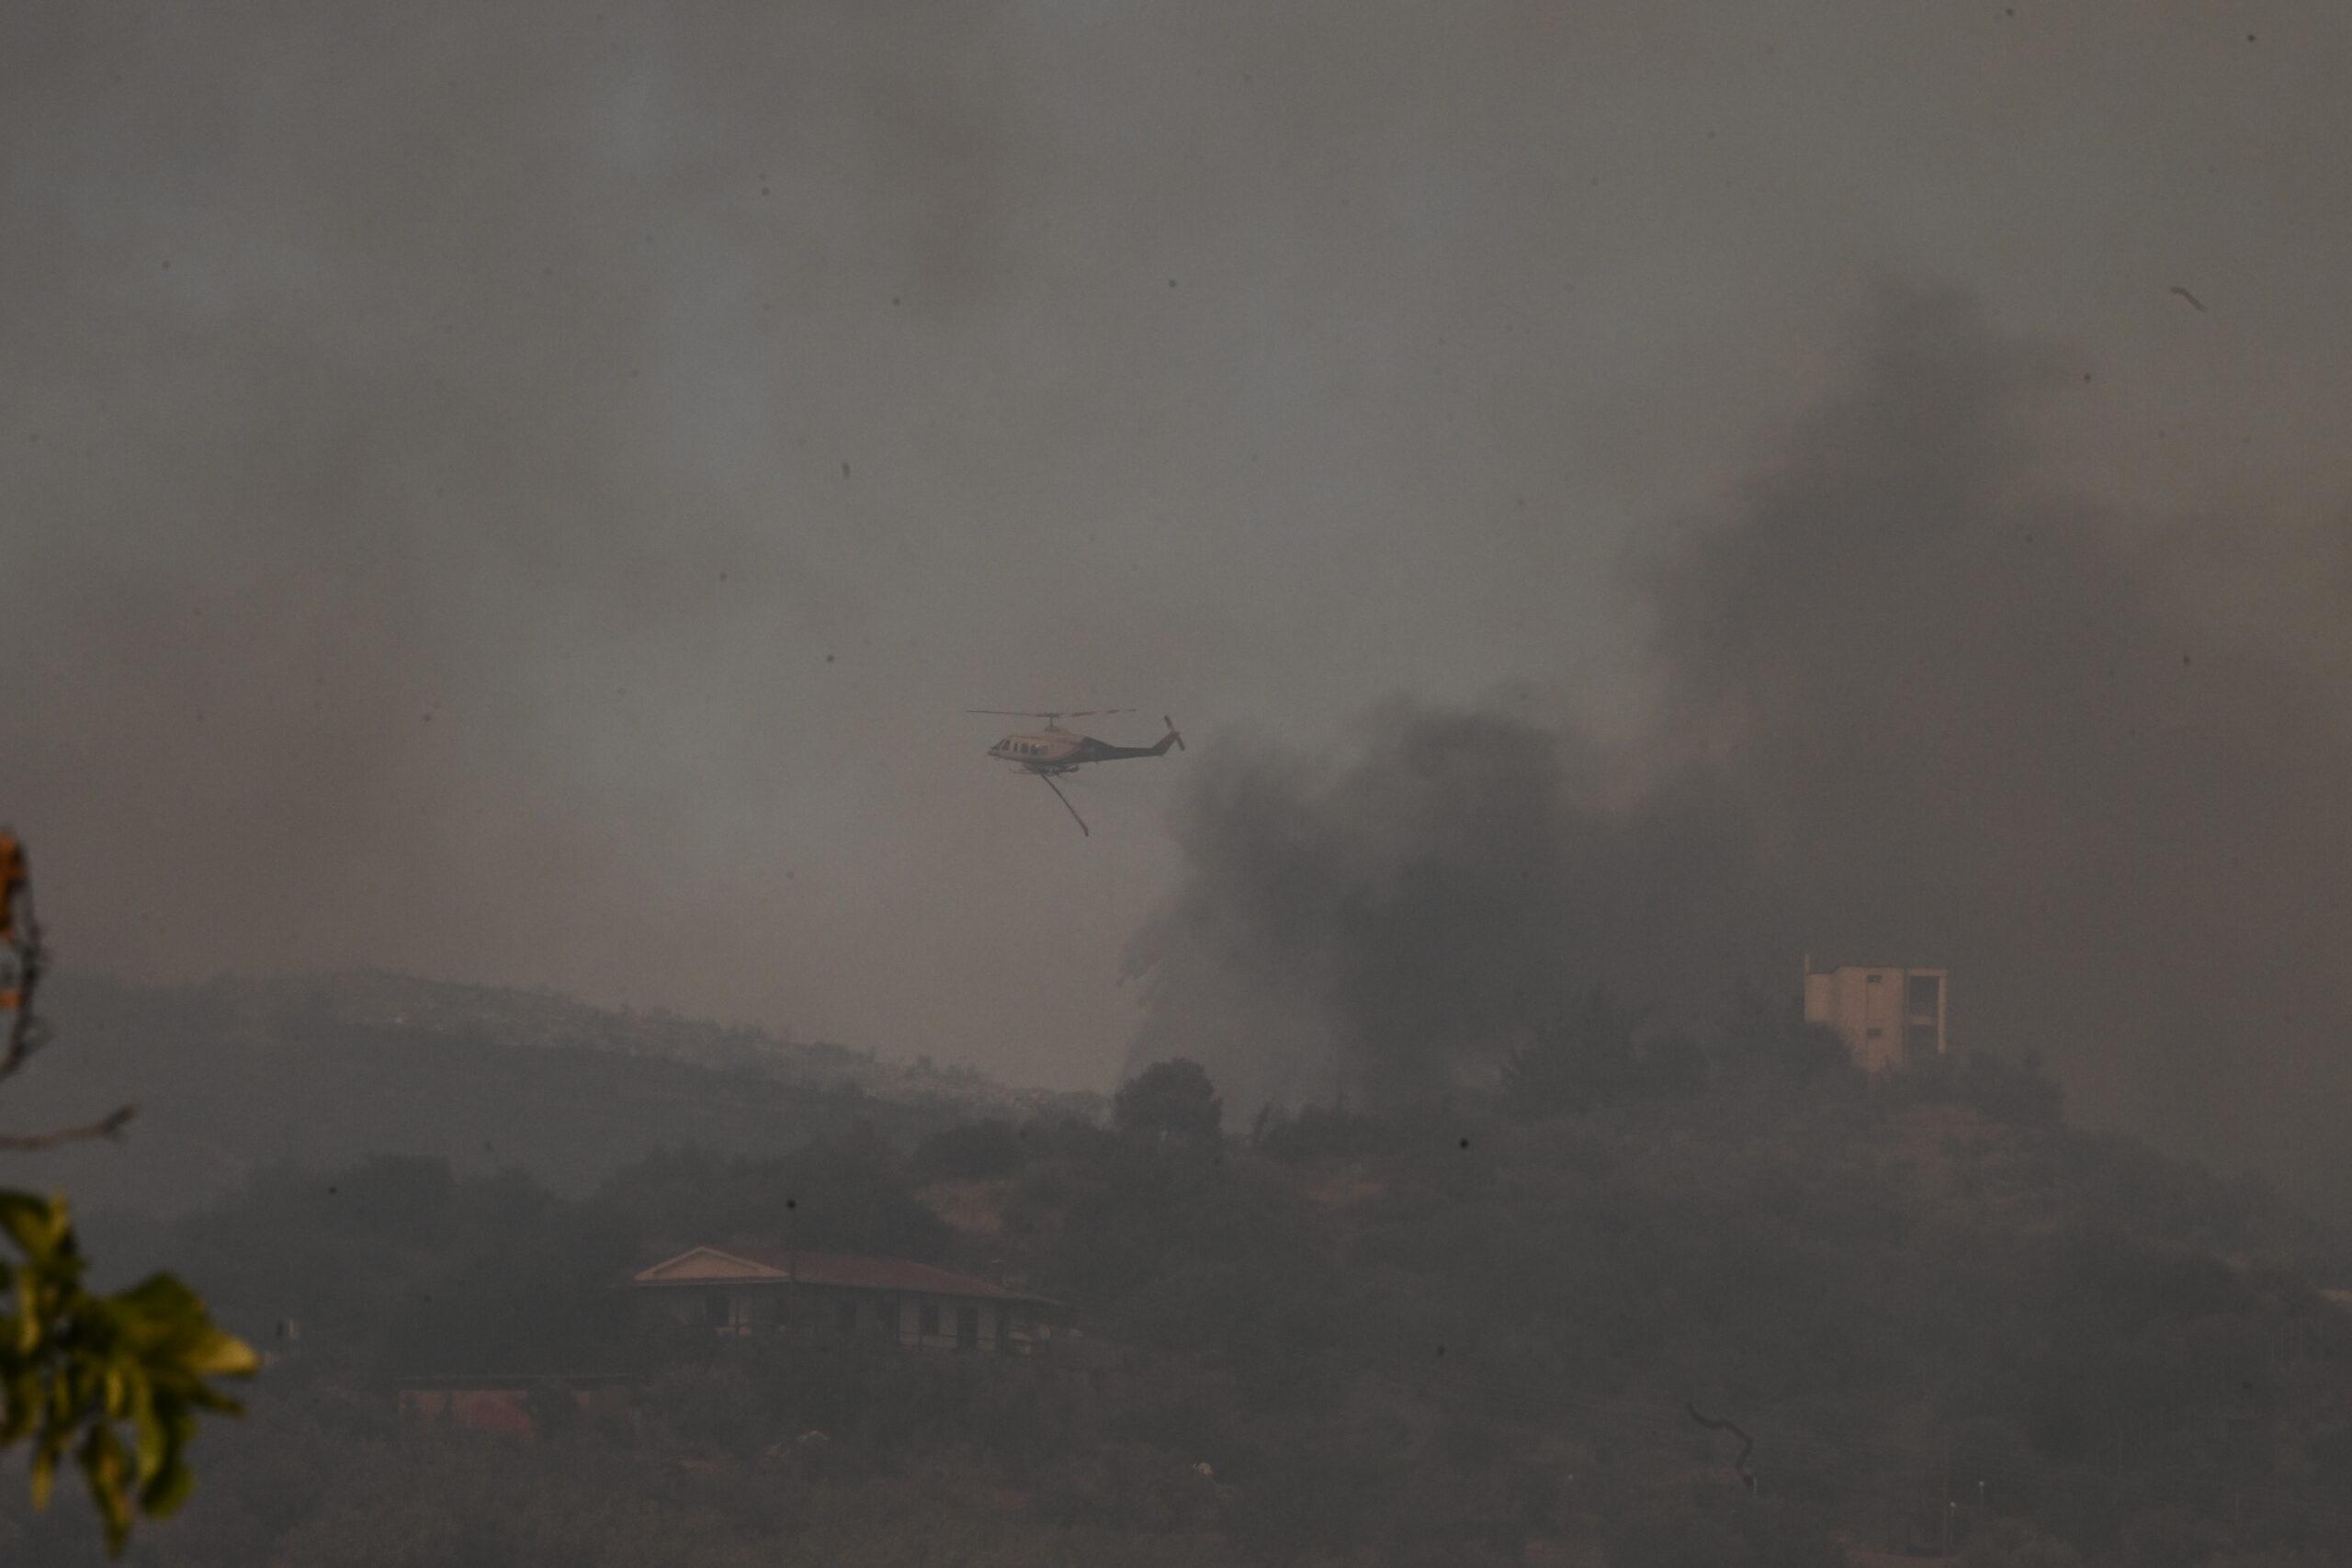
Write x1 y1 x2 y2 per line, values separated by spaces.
0 826 47 1083
0 829 136 1151
0 1104 138 1153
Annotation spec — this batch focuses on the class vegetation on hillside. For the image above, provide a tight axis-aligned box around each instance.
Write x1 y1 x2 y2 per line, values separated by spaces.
3 983 2343 1566
11 971 1101 1221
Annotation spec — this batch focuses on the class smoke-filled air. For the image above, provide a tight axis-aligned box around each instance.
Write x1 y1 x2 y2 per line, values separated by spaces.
1128 288 2352 1201
8 6 2352 1565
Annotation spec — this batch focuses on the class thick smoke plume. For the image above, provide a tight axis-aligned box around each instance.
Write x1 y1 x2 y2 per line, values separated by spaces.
1123 708 1781 1109
1127 289 2352 1203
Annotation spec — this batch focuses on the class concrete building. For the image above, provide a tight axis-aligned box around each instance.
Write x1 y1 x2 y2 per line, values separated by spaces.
1803 961 1949 1073
629 1247 1060 1354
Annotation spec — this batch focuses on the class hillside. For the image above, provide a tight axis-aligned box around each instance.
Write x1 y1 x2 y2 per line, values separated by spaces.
6 970 1104 1220
6 1046 2347 1567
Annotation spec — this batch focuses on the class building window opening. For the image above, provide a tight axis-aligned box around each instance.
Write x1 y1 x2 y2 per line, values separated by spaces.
920 1302 942 1338
1906 973 1941 1017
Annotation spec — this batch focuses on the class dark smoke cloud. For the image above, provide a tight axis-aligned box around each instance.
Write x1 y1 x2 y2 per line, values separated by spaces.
1126 288 2352 1204
9 4 2352 1103
1123 707 1781 1109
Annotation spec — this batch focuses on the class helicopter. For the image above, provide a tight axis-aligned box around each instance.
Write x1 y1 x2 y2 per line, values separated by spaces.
969 708 1185 836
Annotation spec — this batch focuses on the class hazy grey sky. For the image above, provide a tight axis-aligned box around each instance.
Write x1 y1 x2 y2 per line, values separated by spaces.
5 3 2348 1114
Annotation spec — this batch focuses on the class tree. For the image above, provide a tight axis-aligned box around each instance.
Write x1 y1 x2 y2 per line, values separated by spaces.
0 830 255 1553
1499 985 1646 1114
1113 1059 1223 1144
596 1135 951 1260
912 1118 1028 1182
1715 976 1855 1086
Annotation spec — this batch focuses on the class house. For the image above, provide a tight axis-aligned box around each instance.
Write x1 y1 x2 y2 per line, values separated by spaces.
629 1247 1060 1354
1804 961 1949 1072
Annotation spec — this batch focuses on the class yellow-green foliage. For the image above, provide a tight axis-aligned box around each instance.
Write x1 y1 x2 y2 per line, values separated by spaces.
0 1190 256 1553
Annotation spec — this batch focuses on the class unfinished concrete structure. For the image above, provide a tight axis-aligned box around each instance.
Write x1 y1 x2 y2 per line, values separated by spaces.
1803 961 1949 1073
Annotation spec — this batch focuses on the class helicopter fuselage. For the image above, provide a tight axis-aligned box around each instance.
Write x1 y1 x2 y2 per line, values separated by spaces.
986 718 1182 774
974 713 1184 835
989 729 1086 773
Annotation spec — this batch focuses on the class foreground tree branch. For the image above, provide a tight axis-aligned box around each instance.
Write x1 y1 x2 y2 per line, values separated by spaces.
0 831 137 1151
0 828 254 1554
0 827 46 1083
0 1104 138 1153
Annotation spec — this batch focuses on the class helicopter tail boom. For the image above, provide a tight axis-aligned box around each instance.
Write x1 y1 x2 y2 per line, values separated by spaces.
1080 717 1185 762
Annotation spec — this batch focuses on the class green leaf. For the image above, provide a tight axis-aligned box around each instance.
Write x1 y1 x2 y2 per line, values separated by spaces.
0 1192 62 1257
28 1438 54 1510
114 1274 202 1320
0 1189 252 1553
82 1423 132 1553
187 1330 258 1378
139 1450 194 1518
130 1385 164 1485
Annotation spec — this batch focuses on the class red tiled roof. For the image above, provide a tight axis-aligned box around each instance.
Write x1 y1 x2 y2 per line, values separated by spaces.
633 1246 1055 1303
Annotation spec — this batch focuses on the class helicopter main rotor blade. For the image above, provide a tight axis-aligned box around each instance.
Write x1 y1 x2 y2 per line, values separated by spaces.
1040 773 1090 837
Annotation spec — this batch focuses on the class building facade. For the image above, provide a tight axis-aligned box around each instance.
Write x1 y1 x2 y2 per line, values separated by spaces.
629 1247 1058 1355
1803 963 1949 1073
